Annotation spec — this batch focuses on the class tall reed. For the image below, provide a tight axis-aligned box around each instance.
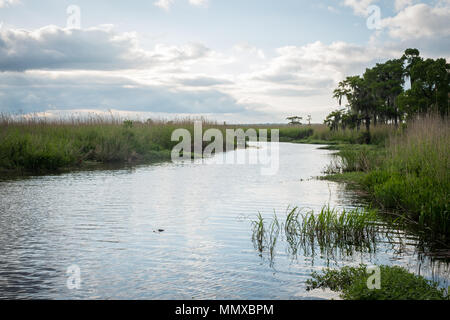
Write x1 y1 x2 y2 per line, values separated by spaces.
250 206 387 263
0 114 225 174
364 114 450 236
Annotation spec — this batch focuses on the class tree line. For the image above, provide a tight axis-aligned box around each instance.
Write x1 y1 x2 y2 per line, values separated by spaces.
325 48 449 140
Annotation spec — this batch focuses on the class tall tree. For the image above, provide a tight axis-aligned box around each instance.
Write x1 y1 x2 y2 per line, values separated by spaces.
398 56 449 117
326 48 448 137
402 48 421 87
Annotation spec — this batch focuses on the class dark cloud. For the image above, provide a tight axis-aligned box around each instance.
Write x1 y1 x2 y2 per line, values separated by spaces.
264 88 325 97
176 76 233 87
0 26 211 71
0 72 246 114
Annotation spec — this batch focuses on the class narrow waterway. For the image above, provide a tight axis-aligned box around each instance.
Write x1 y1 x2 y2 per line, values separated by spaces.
0 142 448 299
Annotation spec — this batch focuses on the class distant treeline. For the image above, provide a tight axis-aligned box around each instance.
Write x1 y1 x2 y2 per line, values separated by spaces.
325 48 449 138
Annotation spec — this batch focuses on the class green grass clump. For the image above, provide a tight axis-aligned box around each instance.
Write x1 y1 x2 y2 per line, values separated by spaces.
300 206 379 245
251 212 266 253
251 206 385 262
306 264 449 300
251 212 281 264
298 206 381 257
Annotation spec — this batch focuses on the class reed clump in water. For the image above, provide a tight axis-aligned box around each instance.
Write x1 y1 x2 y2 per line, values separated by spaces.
250 206 386 263
299 206 380 256
251 212 280 264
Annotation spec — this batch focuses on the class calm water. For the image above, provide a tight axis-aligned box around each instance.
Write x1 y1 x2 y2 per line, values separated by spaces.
0 143 448 299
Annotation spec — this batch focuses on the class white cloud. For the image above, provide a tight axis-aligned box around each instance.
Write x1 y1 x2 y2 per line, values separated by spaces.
189 0 208 7
340 1 450 59
0 0 20 8
394 0 414 11
232 43 266 60
381 3 450 40
245 41 397 87
341 0 378 16
226 40 402 119
154 0 174 11
0 25 213 71
154 0 208 11
327 6 340 13
342 0 450 41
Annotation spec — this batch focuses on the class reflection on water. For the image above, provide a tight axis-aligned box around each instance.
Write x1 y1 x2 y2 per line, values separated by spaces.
0 142 448 299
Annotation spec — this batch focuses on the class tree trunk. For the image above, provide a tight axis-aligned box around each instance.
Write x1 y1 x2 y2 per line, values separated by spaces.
365 116 371 144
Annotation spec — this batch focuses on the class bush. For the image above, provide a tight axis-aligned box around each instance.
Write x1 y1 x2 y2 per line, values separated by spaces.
306 264 448 300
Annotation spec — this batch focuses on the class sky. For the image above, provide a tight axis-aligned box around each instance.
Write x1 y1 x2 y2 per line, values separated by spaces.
0 0 449 123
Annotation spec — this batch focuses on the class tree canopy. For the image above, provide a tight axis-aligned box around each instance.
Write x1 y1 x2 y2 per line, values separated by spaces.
325 49 449 138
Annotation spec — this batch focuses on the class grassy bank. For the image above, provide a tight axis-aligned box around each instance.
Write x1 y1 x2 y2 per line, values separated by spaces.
0 117 318 176
364 116 449 237
263 122 395 146
306 264 449 300
254 125 314 142
0 115 230 175
298 123 395 146
276 126 314 142
315 115 449 238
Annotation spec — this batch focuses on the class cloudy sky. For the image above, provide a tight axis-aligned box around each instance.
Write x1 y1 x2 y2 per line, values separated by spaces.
0 0 449 123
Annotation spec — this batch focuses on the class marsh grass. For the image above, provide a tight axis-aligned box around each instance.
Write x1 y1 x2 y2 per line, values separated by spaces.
322 144 384 175
320 115 450 238
299 206 381 258
297 124 395 146
254 126 314 142
277 127 314 142
0 114 229 174
372 115 450 236
251 212 266 253
306 264 449 300
251 212 281 265
250 206 392 263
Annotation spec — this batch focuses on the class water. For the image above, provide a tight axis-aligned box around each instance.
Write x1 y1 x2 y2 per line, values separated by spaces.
0 143 448 299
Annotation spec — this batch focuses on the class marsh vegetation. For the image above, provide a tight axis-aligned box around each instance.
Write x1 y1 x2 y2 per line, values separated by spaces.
306 264 449 300
319 114 449 239
251 206 400 264
0 114 234 175
0 48 448 300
